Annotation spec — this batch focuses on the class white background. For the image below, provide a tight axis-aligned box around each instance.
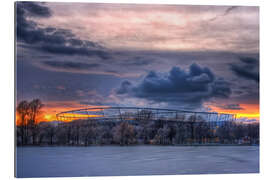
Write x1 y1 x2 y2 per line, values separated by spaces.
0 0 269 180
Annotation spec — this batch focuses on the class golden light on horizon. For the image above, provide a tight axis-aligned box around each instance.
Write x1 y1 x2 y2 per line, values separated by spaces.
16 100 260 124
235 113 260 119
44 114 53 121
39 102 110 121
209 103 259 121
59 113 103 118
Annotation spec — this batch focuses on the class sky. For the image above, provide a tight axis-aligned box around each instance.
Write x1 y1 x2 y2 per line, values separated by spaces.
15 2 259 122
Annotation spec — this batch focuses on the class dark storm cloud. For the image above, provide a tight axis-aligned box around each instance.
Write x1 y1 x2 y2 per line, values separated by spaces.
16 60 122 103
18 1 52 17
211 78 231 98
121 56 153 66
234 87 259 105
16 2 52 21
42 61 100 70
116 81 132 94
116 64 231 109
16 2 110 59
230 64 259 82
230 57 259 83
239 57 258 65
219 104 244 110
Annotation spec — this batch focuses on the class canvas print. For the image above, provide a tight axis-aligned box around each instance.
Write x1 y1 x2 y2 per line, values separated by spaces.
15 1 259 178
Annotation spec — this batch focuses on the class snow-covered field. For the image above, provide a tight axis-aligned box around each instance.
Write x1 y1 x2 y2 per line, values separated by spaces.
16 146 259 177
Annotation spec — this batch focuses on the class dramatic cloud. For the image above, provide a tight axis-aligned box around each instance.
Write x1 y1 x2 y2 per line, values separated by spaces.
41 3 258 53
15 2 259 120
42 61 100 70
219 104 244 110
230 57 259 82
18 1 52 17
16 2 259 78
116 81 132 94
16 2 109 59
116 64 231 109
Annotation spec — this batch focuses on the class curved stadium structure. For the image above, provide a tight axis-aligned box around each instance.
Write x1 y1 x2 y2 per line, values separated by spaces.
56 107 236 127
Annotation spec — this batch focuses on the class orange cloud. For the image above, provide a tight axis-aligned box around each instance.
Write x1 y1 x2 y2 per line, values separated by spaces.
209 103 259 120
40 101 109 122
16 100 109 124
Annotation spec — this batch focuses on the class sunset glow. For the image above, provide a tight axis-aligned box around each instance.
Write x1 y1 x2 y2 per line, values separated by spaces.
209 104 259 120
16 2 259 123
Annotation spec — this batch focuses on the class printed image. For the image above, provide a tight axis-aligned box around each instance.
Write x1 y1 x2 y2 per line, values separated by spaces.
15 2 259 177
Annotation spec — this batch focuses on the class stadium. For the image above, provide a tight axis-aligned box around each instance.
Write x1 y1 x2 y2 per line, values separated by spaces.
56 107 236 128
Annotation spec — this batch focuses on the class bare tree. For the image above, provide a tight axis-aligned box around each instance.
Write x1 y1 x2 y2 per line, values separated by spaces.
45 124 57 145
16 104 260 146
153 125 170 145
247 123 259 144
16 100 30 145
136 110 153 143
113 122 135 145
217 121 234 144
28 99 44 145
175 122 188 144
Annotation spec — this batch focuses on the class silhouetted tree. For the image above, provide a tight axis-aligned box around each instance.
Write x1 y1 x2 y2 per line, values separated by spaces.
113 122 135 145
28 99 43 145
153 125 170 145
217 121 234 143
16 105 260 146
16 100 30 145
45 124 57 145
247 123 259 144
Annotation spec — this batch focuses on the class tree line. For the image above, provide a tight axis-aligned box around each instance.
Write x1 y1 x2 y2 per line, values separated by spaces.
16 99 259 146
16 99 43 145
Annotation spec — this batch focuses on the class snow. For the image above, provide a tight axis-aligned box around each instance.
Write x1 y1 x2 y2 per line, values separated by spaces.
16 145 259 177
